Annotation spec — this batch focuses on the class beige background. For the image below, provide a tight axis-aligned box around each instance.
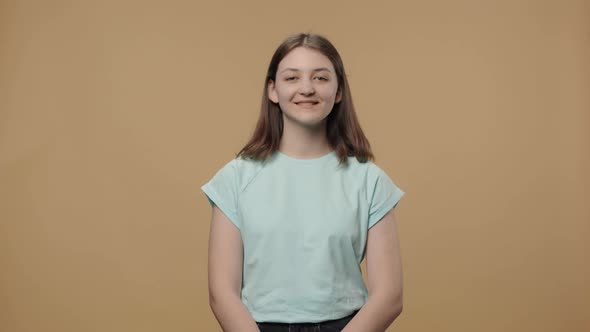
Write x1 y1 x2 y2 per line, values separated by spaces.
1 0 588 331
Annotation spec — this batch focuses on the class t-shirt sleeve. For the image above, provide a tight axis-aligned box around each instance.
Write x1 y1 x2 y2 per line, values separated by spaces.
367 166 405 229
201 159 241 230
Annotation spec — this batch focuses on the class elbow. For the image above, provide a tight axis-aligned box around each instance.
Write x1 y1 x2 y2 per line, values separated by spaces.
370 289 403 319
392 295 403 319
386 291 403 319
208 289 217 310
208 287 239 310
208 287 224 310
394 302 403 317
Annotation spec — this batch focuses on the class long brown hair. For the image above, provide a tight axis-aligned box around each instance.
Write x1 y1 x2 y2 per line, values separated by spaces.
236 32 374 166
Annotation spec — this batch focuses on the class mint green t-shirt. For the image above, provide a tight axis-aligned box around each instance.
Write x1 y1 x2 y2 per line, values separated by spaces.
201 150 405 323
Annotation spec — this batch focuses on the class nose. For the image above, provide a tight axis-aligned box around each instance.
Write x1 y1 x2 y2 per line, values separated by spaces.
299 78 315 95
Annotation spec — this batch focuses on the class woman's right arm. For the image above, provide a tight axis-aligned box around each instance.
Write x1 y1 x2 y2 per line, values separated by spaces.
208 205 260 332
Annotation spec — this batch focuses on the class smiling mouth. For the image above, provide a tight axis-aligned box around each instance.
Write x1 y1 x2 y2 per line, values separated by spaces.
295 102 319 108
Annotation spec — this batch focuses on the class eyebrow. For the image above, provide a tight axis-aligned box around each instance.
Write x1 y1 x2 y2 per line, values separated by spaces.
280 67 333 74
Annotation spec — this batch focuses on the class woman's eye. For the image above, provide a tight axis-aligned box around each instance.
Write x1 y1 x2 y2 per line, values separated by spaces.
285 76 328 81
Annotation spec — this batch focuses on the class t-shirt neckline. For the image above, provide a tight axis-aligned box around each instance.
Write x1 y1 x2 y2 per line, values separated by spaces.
275 150 336 163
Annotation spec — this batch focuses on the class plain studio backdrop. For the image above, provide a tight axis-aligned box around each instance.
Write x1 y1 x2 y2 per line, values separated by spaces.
0 1 588 331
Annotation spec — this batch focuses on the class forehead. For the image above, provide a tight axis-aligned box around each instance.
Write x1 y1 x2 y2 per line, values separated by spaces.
278 47 335 72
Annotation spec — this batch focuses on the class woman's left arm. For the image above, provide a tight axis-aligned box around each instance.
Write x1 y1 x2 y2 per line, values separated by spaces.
342 208 404 332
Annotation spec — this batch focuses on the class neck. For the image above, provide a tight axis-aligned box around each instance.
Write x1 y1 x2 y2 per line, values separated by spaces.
279 117 332 159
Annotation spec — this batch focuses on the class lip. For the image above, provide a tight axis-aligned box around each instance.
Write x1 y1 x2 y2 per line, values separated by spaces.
295 101 319 109
295 101 320 105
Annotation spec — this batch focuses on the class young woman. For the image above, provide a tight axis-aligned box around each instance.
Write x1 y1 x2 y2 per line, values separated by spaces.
202 32 406 332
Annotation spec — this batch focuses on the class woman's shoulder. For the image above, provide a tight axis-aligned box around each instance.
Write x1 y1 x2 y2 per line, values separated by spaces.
343 154 383 174
344 156 403 191
211 154 266 192
213 152 266 170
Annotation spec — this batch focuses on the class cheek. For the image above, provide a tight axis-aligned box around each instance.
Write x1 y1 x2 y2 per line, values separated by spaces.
321 82 338 93
276 87 295 100
321 87 339 100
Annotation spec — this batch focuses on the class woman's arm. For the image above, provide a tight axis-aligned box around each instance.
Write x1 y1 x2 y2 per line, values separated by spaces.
342 208 404 332
208 205 260 332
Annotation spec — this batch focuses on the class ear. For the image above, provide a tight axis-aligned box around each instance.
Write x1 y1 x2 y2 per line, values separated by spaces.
335 88 342 104
268 80 278 103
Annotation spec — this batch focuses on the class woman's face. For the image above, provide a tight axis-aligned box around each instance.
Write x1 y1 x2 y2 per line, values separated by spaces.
268 47 342 129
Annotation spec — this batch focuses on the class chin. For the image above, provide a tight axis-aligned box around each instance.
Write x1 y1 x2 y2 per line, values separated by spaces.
283 113 326 126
